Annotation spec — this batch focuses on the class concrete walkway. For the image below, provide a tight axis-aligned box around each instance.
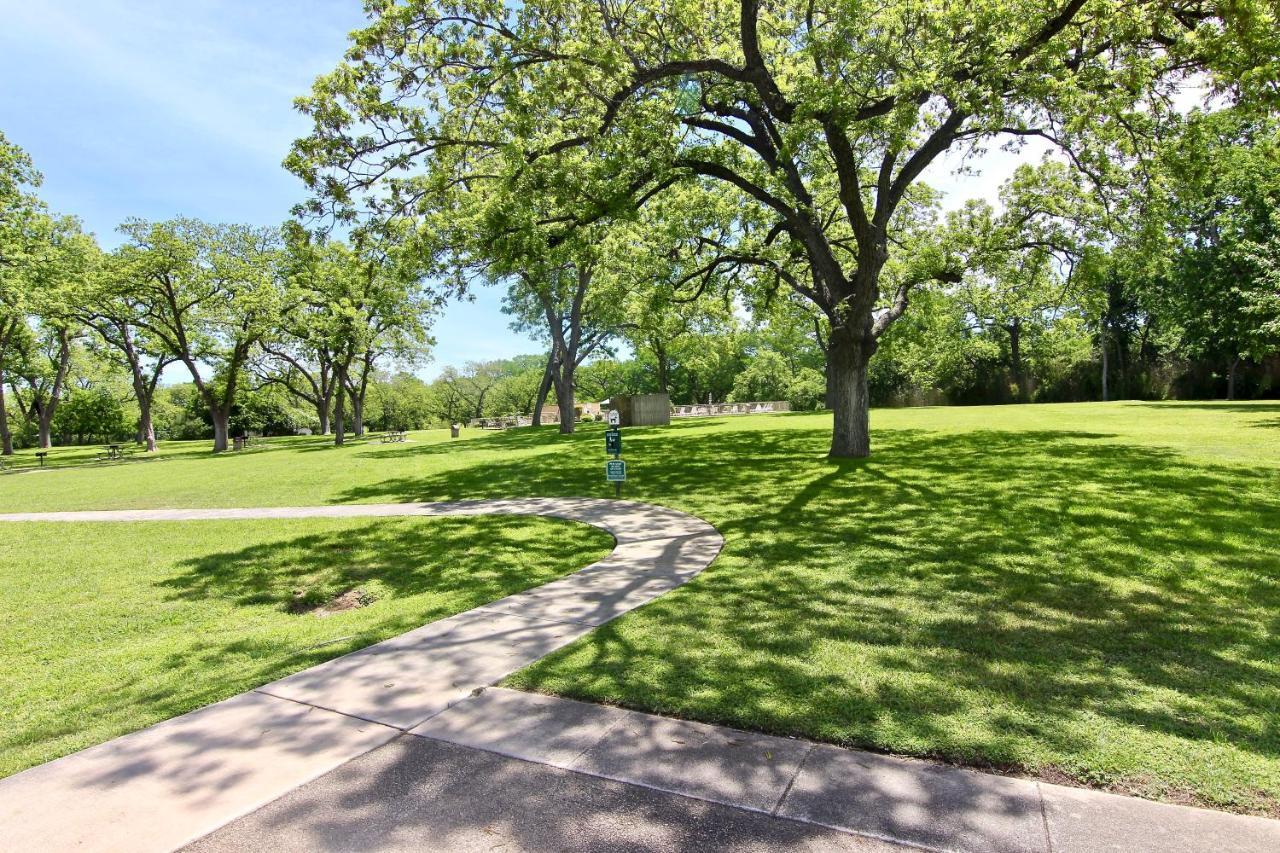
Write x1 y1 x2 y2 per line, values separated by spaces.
1 499 1277 852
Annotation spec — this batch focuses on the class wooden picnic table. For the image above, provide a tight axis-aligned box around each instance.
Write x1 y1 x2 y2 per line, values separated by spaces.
380 431 407 444
103 444 124 460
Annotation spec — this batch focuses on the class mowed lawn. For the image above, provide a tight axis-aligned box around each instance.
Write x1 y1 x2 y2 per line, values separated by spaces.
1 401 1277 814
0 516 612 777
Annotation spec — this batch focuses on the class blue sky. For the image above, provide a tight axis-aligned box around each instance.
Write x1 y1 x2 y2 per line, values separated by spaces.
0 0 540 377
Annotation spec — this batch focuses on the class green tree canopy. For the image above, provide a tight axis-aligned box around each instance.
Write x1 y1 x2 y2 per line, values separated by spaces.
289 0 1264 456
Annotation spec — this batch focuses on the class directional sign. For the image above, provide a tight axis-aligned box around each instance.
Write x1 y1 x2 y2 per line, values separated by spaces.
605 427 621 456
605 459 627 482
607 409 621 426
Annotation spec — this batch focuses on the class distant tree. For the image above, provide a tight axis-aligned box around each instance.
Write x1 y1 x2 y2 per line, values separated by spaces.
786 368 827 411
575 357 652 403
52 386 126 445
117 219 284 451
504 246 622 433
76 250 176 451
1149 111 1280 398
729 350 791 403
151 383 208 441
437 360 508 421
0 135 46 453
264 229 435 444
6 217 98 448
487 355 551 418
943 164 1098 402
367 372 437 431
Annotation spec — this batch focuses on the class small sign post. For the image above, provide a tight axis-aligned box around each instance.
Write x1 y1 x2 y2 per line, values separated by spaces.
605 410 624 497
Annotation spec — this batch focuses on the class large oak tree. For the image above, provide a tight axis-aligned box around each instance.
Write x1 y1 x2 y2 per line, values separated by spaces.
289 0 1265 456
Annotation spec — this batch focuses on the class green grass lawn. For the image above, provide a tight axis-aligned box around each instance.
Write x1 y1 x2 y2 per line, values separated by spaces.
0 515 612 777
1 401 1277 814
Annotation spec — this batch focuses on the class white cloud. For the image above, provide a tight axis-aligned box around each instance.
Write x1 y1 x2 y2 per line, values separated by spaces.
1 0 357 160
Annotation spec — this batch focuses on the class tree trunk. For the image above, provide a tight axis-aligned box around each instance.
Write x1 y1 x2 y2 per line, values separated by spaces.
130 376 158 453
0 374 11 456
345 354 372 437
1100 324 1109 402
1008 319 1029 402
317 399 330 435
116 327 160 452
36 331 74 450
653 339 671 396
827 328 872 459
350 394 364 437
1226 357 1239 401
554 367 576 435
211 408 231 453
139 408 157 453
37 397 56 450
531 352 555 427
333 380 346 447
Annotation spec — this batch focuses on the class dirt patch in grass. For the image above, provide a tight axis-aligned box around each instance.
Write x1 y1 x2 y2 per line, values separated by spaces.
288 587 376 616
1032 767 1280 819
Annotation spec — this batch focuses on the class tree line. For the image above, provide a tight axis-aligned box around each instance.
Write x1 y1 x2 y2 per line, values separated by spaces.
0 138 434 453
4 1 1278 458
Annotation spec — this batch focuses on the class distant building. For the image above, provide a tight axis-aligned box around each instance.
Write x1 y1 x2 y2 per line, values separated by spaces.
540 401 603 423
611 393 671 427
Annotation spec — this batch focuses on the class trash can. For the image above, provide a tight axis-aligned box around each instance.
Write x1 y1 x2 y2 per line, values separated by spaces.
233 437 245 451
450 423 461 439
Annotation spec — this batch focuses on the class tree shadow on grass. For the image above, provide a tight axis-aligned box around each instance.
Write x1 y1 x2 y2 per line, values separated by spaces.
326 420 1280 811
159 516 606 613
1130 401 1280 414
2 515 611 779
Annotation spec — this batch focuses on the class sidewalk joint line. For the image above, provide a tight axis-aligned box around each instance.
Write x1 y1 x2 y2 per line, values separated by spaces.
1036 781 1055 853
566 708 631 770
251 688 415 732
771 740 816 817
473 605 595 627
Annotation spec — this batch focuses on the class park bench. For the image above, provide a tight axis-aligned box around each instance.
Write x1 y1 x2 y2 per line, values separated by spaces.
96 444 126 462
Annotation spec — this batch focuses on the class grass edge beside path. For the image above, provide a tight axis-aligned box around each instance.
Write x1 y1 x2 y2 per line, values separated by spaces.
0 514 613 778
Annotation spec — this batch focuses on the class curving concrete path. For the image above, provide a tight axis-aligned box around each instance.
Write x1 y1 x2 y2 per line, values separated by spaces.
2 499 1278 852
0 499 722 852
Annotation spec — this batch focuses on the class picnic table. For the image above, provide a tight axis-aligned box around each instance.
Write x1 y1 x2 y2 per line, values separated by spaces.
102 444 124 460
380 431 407 444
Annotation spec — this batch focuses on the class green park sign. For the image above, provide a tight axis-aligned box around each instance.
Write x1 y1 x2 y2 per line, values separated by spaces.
606 459 627 482
605 427 621 456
